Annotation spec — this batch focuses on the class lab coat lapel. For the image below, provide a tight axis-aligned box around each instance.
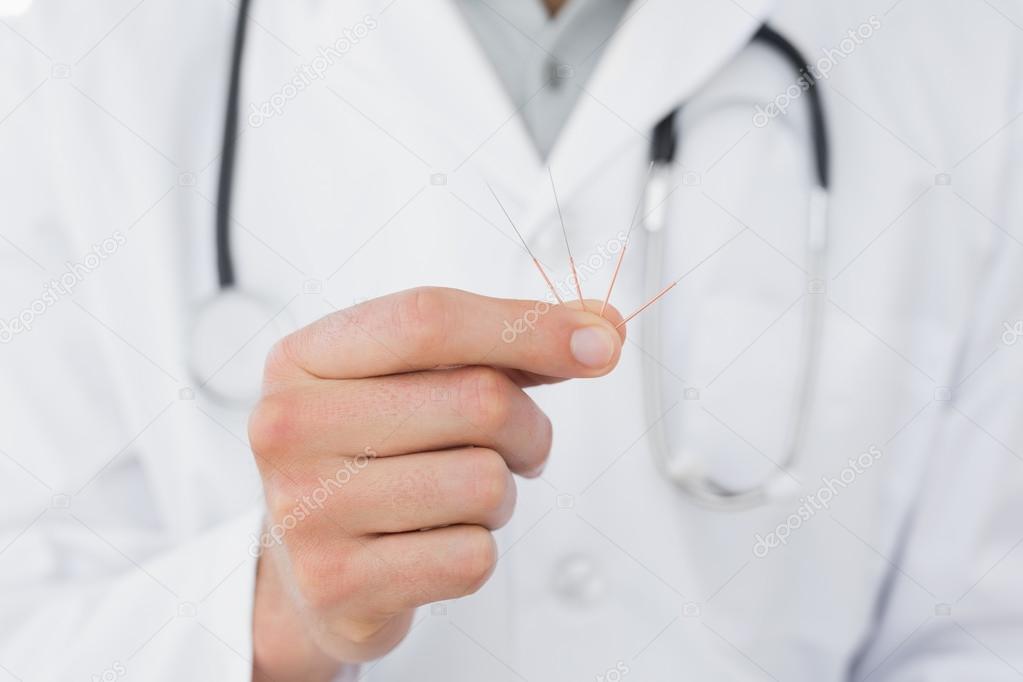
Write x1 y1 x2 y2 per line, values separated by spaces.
372 0 775 234
376 1 543 195
521 0 776 232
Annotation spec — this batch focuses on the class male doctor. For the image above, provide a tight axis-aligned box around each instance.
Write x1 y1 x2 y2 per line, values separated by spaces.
1 0 1022 680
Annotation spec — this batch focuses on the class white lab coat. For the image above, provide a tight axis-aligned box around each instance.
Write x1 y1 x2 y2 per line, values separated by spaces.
1 0 1021 680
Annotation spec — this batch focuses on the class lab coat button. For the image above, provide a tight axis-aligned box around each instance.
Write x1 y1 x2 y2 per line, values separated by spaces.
553 553 604 606
546 61 574 88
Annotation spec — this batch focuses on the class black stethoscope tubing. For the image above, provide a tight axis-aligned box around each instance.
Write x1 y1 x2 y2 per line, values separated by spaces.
650 25 829 188
215 0 252 289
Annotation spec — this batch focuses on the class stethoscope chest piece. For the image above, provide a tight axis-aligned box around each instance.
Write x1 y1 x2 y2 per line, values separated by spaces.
187 289 292 407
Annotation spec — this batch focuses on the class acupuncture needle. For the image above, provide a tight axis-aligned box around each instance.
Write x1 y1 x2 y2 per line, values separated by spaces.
487 183 564 304
601 161 654 318
548 167 586 310
616 278 679 329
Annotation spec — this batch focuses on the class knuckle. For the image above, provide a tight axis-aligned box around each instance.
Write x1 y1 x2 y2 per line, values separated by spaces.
336 619 391 647
262 475 301 525
459 366 513 433
467 450 512 516
532 411 554 469
289 552 331 610
392 287 449 357
262 335 299 380
248 393 297 459
293 547 364 612
456 528 498 594
328 552 366 605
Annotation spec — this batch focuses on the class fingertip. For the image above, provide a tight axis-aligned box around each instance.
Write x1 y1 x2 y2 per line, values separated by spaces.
595 303 627 343
564 303 624 375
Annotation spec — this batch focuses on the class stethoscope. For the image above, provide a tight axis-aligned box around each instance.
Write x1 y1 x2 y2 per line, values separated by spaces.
205 0 830 508
188 0 298 407
641 26 830 509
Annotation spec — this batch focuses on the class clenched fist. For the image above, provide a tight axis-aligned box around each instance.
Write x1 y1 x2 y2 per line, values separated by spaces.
248 287 624 681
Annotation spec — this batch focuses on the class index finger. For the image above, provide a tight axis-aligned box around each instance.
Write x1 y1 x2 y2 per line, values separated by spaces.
272 287 625 382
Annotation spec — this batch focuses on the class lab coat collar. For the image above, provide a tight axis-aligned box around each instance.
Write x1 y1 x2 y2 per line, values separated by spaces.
380 0 775 232
543 0 776 216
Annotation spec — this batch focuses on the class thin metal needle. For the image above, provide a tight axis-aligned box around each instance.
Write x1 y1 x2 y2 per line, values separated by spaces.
601 161 653 317
615 279 678 330
548 167 586 310
487 183 563 304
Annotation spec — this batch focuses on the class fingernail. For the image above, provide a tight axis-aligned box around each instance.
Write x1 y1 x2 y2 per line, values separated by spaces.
570 326 617 369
